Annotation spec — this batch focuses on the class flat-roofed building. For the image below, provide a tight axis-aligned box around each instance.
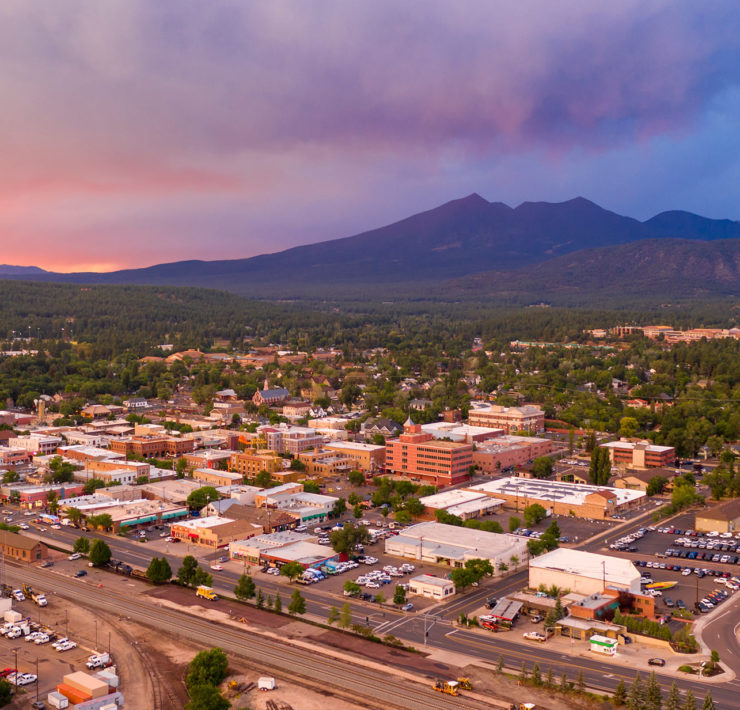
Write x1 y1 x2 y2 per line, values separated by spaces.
139 479 201 504
324 441 386 472
229 450 284 478
170 515 263 548
109 435 194 459
183 449 235 471
193 468 244 487
529 548 640 595
420 423 503 444
385 521 528 575
468 404 545 435
8 435 61 456
57 445 121 464
600 440 675 469
419 489 505 520
464 477 645 520
408 574 455 600
297 449 353 478
263 426 324 455
473 435 556 474
229 530 316 566
695 499 740 533
385 418 473 486
89 499 190 533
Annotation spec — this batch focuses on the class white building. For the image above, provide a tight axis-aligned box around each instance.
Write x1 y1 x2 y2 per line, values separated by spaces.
408 574 455 600
419 489 505 520
385 521 528 575
529 548 640 595
8 435 61 456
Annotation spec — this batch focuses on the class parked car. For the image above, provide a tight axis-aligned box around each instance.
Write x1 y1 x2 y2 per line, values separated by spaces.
68 553 82 561
648 658 666 667
74 570 87 578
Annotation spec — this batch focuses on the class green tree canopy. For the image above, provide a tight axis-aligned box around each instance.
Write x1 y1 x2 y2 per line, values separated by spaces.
185 648 229 688
288 588 306 615
146 556 172 584
234 574 256 601
89 539 112 566
186 486 220 510
280 561 304 582
523 503 547 527
73 536 90 554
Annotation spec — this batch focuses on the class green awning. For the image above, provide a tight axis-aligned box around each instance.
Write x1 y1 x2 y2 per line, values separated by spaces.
162 511 187 519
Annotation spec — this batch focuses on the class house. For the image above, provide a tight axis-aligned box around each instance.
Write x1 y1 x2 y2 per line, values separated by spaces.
361 417 401 440
695 499 740 534
252 388 291 407
0 531 48 563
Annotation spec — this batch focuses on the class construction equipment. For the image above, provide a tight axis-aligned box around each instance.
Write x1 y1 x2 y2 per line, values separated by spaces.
432 679 460 696
0 584 12 598
457 677 473 690
22 583 33 598
510 704 535 710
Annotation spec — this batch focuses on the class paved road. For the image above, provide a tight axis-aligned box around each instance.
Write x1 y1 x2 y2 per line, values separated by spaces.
7 565 495 710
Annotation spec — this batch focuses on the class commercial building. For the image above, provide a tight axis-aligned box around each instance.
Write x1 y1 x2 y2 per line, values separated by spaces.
472 435 556 474
612 468 671 493
0 447 31 469
57 445 123 464
324 441 386 472
385 521 528 574
262 426 324 455
170 515 263 548
82 499 189 533
139 479 201 505
7 434 61 455
109 434 194 459
192 468 244 488
229 530 337 569
183 449 235 470
418 489 505 520
0 531 48 563
464 477 645 520
297 449 353 478
529 548 640 595
408 574 455 600
600 440 675 469
229 450 284 478
385 418 473 486
695 499 740 533
202 501 298 533
468 404 545 435
0 483 85 509
420 423 503 444
259 487 337 524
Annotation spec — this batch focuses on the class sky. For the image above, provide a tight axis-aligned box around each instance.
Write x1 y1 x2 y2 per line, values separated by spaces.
1 1 739 272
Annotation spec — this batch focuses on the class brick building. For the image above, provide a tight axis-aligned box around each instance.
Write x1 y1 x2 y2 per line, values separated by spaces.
468 404 545 435
109 435 194 459
0 531 48 563
600 440 675 469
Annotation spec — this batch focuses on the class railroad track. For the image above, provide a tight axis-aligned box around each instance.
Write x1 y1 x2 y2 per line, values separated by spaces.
10 566 495 710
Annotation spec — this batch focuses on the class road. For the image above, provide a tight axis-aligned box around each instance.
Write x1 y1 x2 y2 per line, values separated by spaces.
6 564 495 710
21 514 740 706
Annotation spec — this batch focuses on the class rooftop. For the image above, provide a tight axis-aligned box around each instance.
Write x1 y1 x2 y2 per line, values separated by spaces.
467 477 645 506
173 515 236 530
601 440 674 453
530 548 639 585
409 574 452 588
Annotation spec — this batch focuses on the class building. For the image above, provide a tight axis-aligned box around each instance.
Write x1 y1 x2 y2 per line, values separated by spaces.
408 574 455 600
600 440 675 469
420 422 503 444
229 530 335 568
468 404 545 435
464 477 645 520
418 489 505 520
473 435 556 474
193 468 244 488
612 468 671 493
262 426 324 455
229 450 284 478
0 531 47 563
529 548 640 595
281 401 312 419
297 449 353 478
139 479 202 505
183 449 234 471
170 516 263 548
385 521 528 574
0 483 85 509
202 501 298 532
259 487 337 524
58 445 124 465
695 499 740 533
385 417 473 486
324 441 386 472
7 435 61 456
109 435 194 459
0 447 31 470
361 417 402 440
252 387 291 407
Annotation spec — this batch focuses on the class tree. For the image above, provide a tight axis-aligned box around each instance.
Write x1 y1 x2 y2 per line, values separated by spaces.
531 663 542 686
89 539 112 566
664 682 680 710
83 478 105 495
619 416 640 438
329 523 370 555
338 602 352 628
332 498 347 517
87 513 113 531
701 692 716 710
496 655 504 673
576 670 584 694
146 557 172 584
374 592 385 604
404 497 425 517
450 567 477 590
531 457 553 478
254 470 273 488
645 671 662 710
465 558 494 578
73 536 90 554
288 589 306 615
353 503 363 518
520 661 528 682
348 470 365 486
589 446 611 486
559 673 568 692
627 673 645 710
613 678 627 706
273 592 282 613
508 516 521 533
393 585 406 606
327 606 339 625
256 589 264 609
234 574 256 601
1 470 18 483
46 489 59 515
343 581 361 596
186 648 229 688
545 667 553 688
186 486 219 510
0 678 12 705
523 503 547 527
66 507 83 526
684 689 696 710
302 480 321 493
394 510 412 525
48 456 77 484
646 476 668 496
280 561 304 582
178 555 200 587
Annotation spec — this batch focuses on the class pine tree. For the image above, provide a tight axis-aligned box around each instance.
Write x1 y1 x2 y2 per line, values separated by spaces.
256 589 264 609
266 595 273 609
613 679 627 707
627 673 645 710
545 667 554 688
559 673 569 692
576 670 584 694
684 689 696 710
664 682 681 710
233 574 255 601
702 692 716 710
327 606 339 625
274 592 282 613
531 663 541 686
288 589 306 615
645 671 662 710
520 661 528 682
338 602 352 629
496 655 504 673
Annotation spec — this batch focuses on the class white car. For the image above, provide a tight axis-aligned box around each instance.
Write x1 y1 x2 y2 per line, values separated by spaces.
210 564 223 571
56 640 77 652
682 568 693 576
12 590 25 601
34 634 50 645
19 523 29 530
25 632 43 643
68 553 83 561
51 524 62 530
13 673 37 686
365 581 380 589
6 628 22 639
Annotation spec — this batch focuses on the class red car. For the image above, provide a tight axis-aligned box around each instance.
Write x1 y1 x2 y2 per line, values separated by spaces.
0 668 16 679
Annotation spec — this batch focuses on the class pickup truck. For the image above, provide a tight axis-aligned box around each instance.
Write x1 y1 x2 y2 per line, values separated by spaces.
523 632 546 642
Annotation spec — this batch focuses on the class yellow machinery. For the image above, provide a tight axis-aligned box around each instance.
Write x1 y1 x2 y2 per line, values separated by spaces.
457 677 473 690
433 679 460 696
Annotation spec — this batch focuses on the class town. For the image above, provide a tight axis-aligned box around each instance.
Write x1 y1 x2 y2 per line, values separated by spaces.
0 328 736 710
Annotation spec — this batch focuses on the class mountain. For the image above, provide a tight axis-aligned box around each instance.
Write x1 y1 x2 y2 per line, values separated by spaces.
0 264 48 276
3 195 738 302
446 238 740 302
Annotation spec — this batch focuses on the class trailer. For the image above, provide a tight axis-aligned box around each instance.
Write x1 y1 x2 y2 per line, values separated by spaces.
258 676 276 691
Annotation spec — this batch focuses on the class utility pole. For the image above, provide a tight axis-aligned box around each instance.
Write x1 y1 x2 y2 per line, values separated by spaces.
602 560 606 592
95 618 98 651
36 656 39 704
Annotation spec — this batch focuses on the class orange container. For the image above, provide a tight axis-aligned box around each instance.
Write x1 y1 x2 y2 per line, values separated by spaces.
56 682 93 704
